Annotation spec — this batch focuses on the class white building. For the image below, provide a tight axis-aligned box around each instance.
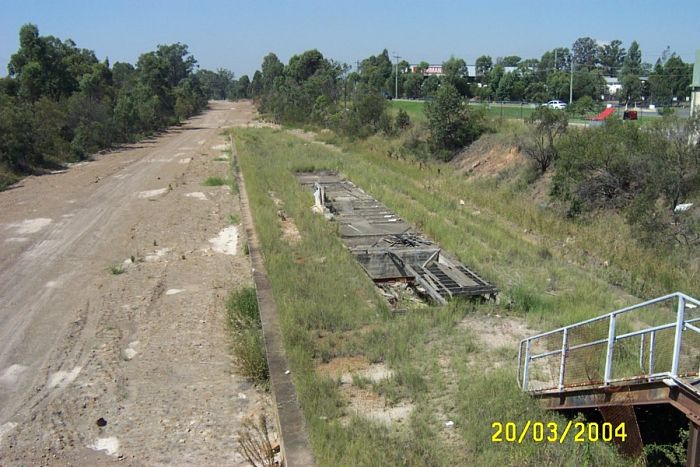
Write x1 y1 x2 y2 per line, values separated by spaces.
604 76 622 96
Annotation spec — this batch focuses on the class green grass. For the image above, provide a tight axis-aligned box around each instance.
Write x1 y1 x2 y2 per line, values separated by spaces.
390 100 668 125
203 175 238 193
108 263 125 275
228 213 240 225
203 176 228 186
390 100 428 123
232 127 633 466
391 100 539 122
226 287 269 386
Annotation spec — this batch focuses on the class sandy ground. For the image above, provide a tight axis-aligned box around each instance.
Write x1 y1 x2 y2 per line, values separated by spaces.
0 101 269 465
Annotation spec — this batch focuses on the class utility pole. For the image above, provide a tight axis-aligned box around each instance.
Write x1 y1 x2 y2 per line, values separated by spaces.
392 52 401 99
569 58 574 104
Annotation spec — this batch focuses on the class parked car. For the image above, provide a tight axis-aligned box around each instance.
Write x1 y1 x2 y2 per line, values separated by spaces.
545 100 567 110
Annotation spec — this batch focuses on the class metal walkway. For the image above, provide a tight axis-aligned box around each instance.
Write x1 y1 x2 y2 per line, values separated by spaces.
297 172 497 303
518 292 700 463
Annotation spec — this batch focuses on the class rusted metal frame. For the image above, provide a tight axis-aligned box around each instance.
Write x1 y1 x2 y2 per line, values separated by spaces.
687 423 700 467
537 381 697 411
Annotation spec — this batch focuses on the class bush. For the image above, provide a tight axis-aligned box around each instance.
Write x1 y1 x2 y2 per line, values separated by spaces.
552 115 700 249
520 106 568 174
567 96 603 117
425 83 486 155
395 108 410 130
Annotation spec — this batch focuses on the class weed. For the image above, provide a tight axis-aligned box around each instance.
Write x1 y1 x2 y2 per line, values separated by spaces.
108 264 125 275
236 412 278 467
229 213 240 225
203 176 228 186
226 287 268 385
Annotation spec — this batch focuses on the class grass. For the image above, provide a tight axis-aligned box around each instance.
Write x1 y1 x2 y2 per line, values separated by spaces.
203 176 229 186
203 175 239 193
392 100 538 122
232 127 634 466
108 263 125 275
390 100 427 123
391 100 664 126
229 213 240 225
226 287 269 386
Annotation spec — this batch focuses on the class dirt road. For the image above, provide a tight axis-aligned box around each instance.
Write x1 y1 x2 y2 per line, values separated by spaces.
0 101 267 465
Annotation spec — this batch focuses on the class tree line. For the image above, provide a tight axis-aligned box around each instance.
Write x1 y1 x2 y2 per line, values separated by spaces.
296 38 691 107
0 24 219 189
243 44 699 250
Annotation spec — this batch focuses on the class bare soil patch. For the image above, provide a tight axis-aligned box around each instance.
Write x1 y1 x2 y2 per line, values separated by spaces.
317 356 412 426
269 191 301 244
452 135 525 177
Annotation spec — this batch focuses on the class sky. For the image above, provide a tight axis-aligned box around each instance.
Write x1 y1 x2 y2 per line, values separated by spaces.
1 0 699 78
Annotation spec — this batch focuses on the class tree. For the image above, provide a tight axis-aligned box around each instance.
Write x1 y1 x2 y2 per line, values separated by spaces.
250 71 263 97
360 49 392 92
442 56 469 95
546 71 569 100
155 43 197 88
499 56 521 67
572 37 599 69
620 41 643 103
664 55 693 101
521 106 568 173
421 75 440 97
235 74 251 99
572 68 605 101
598 40 626 76
425 83 485 154
475 55 493 81
260 53 284 92
540 48 571 73
403 72 423 98
287 49 325 83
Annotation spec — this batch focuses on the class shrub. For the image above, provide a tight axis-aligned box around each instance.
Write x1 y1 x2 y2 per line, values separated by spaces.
395 108 411 130
425 83 486 155
520 106 568 174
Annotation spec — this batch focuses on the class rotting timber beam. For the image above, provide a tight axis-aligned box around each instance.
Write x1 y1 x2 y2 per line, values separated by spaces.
237 143 315 466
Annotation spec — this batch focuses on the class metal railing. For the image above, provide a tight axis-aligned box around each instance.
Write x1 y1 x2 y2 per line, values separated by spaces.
518 292 700 393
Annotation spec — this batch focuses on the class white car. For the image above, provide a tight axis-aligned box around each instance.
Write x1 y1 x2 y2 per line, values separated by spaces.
545 100 567 110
